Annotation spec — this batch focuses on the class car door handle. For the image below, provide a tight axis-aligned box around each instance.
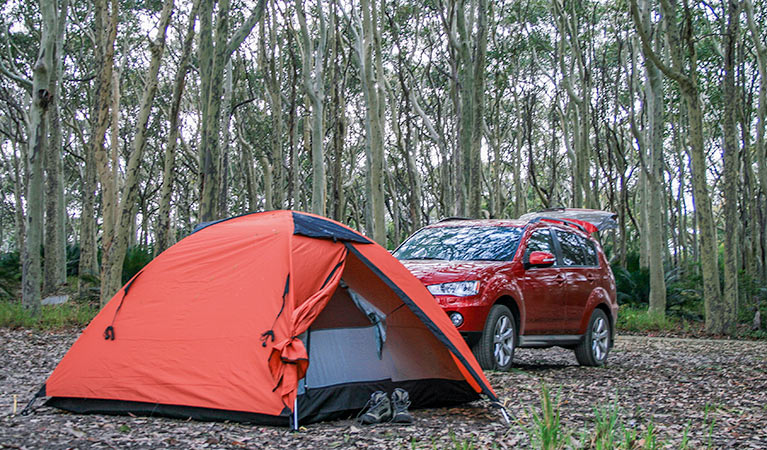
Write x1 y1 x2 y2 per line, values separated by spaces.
555 274 566 284
586 275 596 282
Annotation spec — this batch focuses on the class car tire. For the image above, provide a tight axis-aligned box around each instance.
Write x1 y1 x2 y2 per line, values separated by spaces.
472 305 516 371
575 308 611 366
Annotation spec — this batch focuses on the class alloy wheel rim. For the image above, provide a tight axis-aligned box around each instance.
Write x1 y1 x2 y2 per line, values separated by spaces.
590 317 609 362
493 315 514 367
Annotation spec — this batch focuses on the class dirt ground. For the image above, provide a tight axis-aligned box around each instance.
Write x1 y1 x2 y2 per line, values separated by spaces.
1 328 766 449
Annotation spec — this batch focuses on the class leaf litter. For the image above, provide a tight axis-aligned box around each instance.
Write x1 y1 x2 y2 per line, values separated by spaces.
1 328 766 448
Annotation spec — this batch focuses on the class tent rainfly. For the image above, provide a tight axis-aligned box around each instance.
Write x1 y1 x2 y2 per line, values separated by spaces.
37 211 503 426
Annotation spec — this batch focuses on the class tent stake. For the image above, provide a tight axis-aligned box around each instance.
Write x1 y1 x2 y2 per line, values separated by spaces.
499 406 511 425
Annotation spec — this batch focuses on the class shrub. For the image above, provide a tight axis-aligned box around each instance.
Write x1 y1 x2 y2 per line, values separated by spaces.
0 299 98 330
617 307 683 333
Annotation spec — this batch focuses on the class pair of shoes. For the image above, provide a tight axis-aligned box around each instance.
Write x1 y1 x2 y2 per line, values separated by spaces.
359 388 413 424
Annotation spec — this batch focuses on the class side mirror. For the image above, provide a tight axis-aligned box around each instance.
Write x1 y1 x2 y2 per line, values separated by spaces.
526 251 556 269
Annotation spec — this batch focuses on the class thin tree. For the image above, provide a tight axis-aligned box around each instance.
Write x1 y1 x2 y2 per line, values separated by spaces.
43 0 69 296
631 0 724 334
22 0 57 314
156 0 200 254
721 0 741 332
745 0 767 282
198 0 267 222
296 0 327 216
100 0 175 303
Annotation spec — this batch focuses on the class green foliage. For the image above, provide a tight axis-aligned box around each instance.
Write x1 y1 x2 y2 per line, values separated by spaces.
664 264 705 320
617 307 685 333
679 421 692 450
121 245 154 284
0 299 98 330
65 244 81 277
524 384 571 450
578 402 666 449
591 401 621 449
449 431 475 450
620 426 639 449
611 252 649 306
0 251 21 300
612 249 767 334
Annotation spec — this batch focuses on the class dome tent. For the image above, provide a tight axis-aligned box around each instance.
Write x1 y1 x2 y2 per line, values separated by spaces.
41 211 500 426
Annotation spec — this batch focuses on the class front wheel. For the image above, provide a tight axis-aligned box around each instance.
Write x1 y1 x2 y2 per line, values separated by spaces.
472 305 516 371
575 309 611 366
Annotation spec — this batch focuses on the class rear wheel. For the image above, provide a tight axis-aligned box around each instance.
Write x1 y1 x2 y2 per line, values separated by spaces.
575 309 611 366
472 305 516 371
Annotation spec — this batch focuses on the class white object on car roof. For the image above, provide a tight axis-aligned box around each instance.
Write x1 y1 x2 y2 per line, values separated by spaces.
518 208 618 232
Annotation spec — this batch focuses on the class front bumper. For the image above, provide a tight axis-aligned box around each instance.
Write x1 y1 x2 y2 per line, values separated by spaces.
434 296 492 333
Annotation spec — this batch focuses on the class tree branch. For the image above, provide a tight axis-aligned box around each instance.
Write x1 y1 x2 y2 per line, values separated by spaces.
226 0 267 57
629 0 687 84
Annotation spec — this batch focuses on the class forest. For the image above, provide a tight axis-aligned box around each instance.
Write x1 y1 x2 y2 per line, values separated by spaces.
1 0 766 337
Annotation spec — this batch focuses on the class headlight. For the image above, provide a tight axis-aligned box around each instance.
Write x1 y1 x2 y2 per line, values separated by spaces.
427 280 480 297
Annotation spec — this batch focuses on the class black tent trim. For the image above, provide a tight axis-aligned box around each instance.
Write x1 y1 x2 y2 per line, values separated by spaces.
291 212 372 244
343 242 498 402
190 211 372 245
46 397 291 425
46 378 477 425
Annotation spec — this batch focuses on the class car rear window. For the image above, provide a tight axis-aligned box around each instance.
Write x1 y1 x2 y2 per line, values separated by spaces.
394 226 523 261
583 240 599 266
555 230 599 267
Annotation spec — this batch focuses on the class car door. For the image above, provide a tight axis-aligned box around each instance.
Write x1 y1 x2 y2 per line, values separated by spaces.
552 229 597 333
519 228 566 334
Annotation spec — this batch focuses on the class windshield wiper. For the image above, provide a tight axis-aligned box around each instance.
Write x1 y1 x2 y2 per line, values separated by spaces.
404 256 447 261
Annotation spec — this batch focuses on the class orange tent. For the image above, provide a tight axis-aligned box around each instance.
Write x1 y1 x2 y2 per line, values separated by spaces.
42 211 498 425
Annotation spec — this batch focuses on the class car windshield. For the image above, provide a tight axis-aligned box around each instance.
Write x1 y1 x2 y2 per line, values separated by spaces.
394 226 523 261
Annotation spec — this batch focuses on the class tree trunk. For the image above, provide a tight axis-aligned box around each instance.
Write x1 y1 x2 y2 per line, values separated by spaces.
553 0 590 209
77 136 98 299
11 142 25 251
631 0 723 334
721 0 741 332
156 0 199 254
391 68 421 232
296 0 327 216
260 0 284 209
100 0 174 303
91 0 118 304
745 0 767 282
469 0 487 218
43 0 69 295
355 0 386 244
198 0 267 222
639 0 667 315
23 0 57 314
218 58 233 216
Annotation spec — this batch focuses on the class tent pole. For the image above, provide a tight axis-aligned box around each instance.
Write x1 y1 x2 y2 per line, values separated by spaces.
292 397 299 431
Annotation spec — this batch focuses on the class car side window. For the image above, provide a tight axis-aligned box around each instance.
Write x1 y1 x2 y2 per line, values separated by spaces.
554 230 587 266
583 240 599 267
525 229 556 264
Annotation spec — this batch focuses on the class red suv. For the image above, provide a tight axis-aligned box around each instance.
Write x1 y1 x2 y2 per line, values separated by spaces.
393 211 618 370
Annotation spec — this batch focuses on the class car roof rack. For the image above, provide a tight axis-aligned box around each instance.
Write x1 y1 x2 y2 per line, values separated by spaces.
537 206 567 213
437 216 474 223
528 216 588 233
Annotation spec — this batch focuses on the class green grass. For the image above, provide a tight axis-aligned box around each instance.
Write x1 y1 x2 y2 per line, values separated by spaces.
617 306 687 333
515 385 670 449
0 300 98 330
591 401 621 449
523 384 571 450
